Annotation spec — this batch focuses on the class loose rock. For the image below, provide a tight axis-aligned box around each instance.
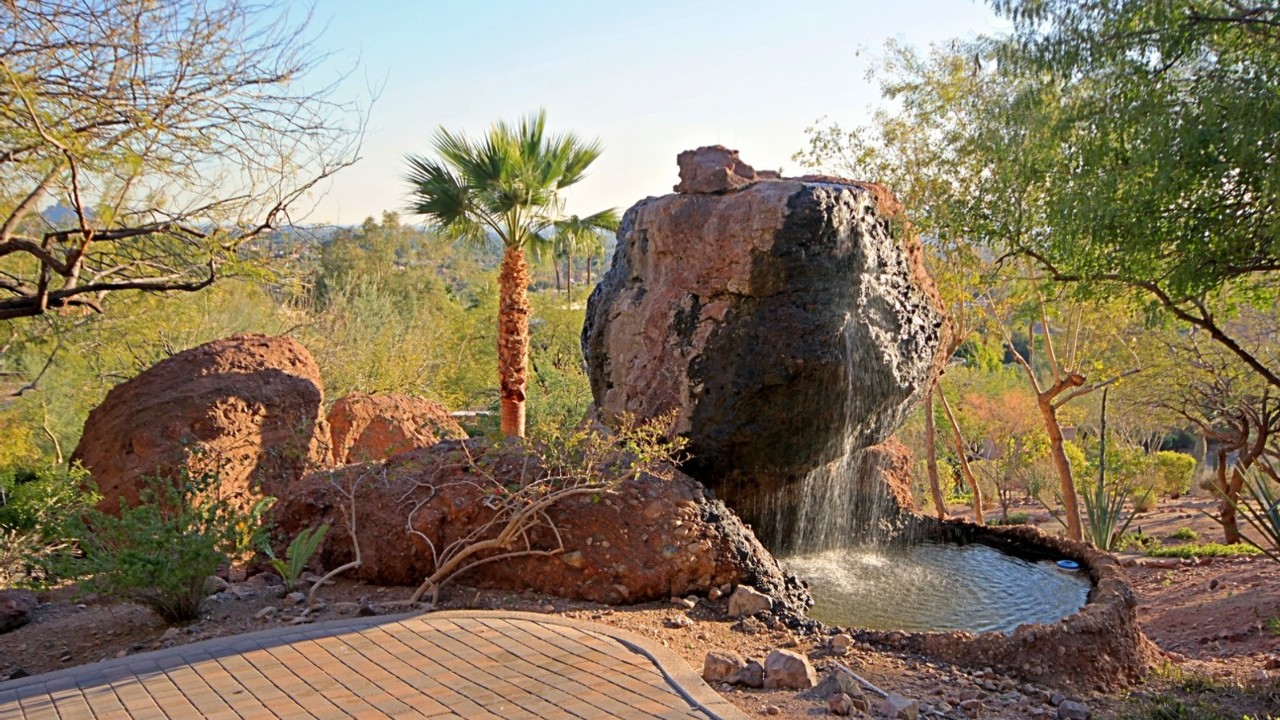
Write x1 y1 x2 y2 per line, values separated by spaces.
1058 700 1090 720
702 651 746 684
0 589 38 634
762 648 816 690
727 585 773 617
879 693 920 720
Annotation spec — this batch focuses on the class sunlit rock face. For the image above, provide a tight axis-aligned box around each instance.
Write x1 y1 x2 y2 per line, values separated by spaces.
582 147 947 548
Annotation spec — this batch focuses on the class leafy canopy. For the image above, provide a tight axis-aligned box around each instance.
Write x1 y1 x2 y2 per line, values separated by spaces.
405 110 603 249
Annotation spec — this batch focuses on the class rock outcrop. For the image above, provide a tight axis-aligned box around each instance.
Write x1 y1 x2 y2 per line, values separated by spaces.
72 334 330 514
582 147 946 546
327 393 466 465
272 439 809 614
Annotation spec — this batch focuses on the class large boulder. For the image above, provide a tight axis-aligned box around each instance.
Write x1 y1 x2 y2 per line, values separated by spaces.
327 393 466 465
72 334 330 514
582 149 946 547
272 439 809 614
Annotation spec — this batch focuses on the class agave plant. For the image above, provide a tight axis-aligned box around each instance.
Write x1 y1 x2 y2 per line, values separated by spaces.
1081 389 1140 551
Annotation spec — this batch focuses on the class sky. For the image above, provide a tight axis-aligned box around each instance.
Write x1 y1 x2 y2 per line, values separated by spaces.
299 0 1008 225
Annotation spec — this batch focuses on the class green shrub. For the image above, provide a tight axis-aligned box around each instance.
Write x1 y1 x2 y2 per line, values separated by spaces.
1119 694 1231 720
1 463 98 586
1131 488 1158 512
1117 531 1160 552
1151 451 1197 498
54 471 271 623
987 512 1031 526
1168 527 1198 542
1146 543 1261 559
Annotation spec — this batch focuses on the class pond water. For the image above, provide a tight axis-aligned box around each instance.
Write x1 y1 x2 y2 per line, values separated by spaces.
785 542 1092 635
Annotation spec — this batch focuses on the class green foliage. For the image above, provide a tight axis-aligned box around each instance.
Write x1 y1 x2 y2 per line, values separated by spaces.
1224 471 1280 563
986 512 1030 526
1168 527 1199 542
1152 452 1197 498
1119 694 1232 720
1081 390 1141 549
526 294 593 438
406 109 607 252
54 472 272 623
1116 531 1160 553
1146 543 1261 559
0 463 98 586
265 524 329 593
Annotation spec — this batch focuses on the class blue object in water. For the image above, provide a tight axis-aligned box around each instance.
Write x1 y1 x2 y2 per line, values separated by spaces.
1056 559 1081 571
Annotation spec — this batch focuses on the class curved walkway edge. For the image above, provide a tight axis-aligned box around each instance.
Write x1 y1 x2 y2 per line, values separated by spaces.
0 609 748 720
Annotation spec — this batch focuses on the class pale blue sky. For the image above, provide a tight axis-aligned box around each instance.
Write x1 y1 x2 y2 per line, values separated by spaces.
301 0 1006 224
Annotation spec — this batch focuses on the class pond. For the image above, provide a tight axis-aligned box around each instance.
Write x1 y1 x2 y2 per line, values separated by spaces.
785 541 1092 635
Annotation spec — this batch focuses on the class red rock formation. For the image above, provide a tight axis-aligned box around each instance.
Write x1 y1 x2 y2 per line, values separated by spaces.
272 440 808 612
584 150 948 545
327 393 465 465
72 334 330 514
674 145 759 194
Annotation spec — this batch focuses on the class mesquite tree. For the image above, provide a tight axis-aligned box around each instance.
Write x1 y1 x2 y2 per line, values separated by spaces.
0 0 362 321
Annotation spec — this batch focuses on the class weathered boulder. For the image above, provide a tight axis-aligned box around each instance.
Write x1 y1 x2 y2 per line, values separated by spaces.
583 151 946 545
327 392 466 466
0 589 37 634
72 334 330 514
674 145 758 194
272 439 809 613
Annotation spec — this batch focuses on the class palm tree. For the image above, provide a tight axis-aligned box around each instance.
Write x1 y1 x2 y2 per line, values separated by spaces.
552 210 619 301
406 110 607 437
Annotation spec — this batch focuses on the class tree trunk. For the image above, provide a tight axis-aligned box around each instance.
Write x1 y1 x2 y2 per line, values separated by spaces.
924 386 947 519
497 246 530 438
1040 397 1083 541
552 260 561 293
1216 449 1249 544
586 256 593 287
938 388 983 525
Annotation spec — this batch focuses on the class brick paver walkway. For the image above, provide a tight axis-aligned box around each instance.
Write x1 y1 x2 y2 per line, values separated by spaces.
0 610 746 720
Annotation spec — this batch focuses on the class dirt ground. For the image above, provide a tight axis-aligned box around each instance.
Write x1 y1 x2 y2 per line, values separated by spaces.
3 496 1279 719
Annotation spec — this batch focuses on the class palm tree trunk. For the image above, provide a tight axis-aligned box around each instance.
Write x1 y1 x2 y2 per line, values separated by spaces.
498 246 530 438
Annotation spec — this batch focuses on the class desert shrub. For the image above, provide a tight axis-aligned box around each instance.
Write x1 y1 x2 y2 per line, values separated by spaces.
0 463 98 586
1146 543 1261 559
54 471 271 623
1151 451 1197 498
987 512 1031 526
1131 488 1158 512
1168 527 1198 542
1117 531 1160 552
1119 694 1231 720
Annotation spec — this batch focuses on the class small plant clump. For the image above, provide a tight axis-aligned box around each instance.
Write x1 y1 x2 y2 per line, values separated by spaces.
987 512 1031 526
1168 527 1199 542
264 524 330 592
1117 531 1160 552
1146 543 1262 559
52 470 272 623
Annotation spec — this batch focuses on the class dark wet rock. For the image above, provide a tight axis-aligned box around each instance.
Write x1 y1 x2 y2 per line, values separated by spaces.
583 156 946 545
